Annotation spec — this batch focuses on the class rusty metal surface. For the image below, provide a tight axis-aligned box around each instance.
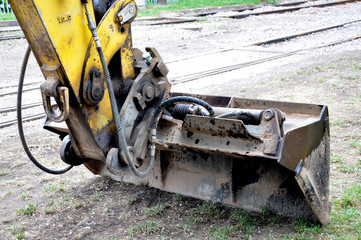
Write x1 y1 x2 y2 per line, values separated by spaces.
102 93 330 223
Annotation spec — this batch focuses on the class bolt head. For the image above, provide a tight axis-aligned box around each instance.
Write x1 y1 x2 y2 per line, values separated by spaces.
264 110 274 121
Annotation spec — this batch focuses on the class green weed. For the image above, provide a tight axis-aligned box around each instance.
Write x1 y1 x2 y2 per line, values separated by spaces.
208 225 235 240
0 170 10 176
9 225 26 240
92 191 105 201
231 209 257 235
144 204 164 217
352 64 361 71
128 196 137 204
340 183 361 207
16 203 38 215
0 12 16 20
174 193 189 202
73 201 84 209
189 202 226 223
350 141 359 148
331 154 343 163
127 220 161 236
337 164 357 174
20 193 31 200
43 183 64 194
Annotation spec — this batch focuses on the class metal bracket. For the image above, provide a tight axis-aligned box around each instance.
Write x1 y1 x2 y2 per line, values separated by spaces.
117 2 137 25
40 78 69 122
85 68 104 105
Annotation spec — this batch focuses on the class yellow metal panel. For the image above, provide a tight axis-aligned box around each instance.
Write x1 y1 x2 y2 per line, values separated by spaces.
35 0 95 95
82 0 136 134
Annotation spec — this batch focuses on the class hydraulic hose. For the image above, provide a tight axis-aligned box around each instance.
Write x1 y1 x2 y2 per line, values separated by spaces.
85 3 152 178
17 45 73 174
148 96 215 171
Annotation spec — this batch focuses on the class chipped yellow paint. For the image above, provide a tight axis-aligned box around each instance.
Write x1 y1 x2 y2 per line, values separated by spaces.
82 0 136 134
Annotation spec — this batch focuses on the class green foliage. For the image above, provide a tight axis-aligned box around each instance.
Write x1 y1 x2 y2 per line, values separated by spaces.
42 183 64 194
144 204 164 217
16 203 38 215
340 183 361 207
189 202 226 223
208 225 235 240
0 12 15 20
138 0 278 17
174 193 189 202
128 196 137 204
0 170 10 176
127 220 161 236
331 154 343 163
231 209 257 235
9 225 26 240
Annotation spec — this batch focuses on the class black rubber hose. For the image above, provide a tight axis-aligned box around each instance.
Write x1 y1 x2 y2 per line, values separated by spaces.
17 45 73 174
152 96 214 129
148 96 214 171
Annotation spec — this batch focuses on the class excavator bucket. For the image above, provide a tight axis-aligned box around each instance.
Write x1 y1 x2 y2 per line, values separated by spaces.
104 93 331 224
9 0 330 225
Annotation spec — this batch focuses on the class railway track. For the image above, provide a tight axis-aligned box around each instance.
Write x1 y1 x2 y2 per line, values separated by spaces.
2 33 360 128
0 0 359 34
0 0 360 128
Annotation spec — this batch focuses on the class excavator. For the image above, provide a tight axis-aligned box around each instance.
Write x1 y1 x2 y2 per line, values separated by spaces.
9 0 330 224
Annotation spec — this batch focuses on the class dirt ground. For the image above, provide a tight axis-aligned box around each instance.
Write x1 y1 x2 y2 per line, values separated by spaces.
0 1 361 239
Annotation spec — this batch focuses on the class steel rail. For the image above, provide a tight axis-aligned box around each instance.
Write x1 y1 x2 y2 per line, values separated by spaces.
171 34 361 85
1 35 360 127
191 1 307 17
0 102 42 114
0 113 45 128
251 19 361 46
229 0 361 19
0 81 42 89
0 34 25 41
0 26 21 32
0 86 39 97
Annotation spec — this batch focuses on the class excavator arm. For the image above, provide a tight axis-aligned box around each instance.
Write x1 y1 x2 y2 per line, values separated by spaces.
9 0 331 224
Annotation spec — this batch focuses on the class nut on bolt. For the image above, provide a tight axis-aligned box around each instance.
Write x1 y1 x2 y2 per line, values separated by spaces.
142 52 153 66
263 109 274 121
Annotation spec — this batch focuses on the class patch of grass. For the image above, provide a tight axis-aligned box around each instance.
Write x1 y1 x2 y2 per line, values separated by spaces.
352 64 361 71
6 190 12 195
339 183 361 207
189 202 226 223
16 203 38 215
73 201 84 209
11 181 24 187
144 204 164 217
138 0 277 17
292 218 321 235
127 220 162 236
208 225 235 240
337 163 358 174
177 223 191 234
43 183 65 194
0 12 16 20
92 191 105 201
128 196 137 204
20 193 31 200
350 141 359 148
45 205 57 214
0 170 10 176
231 209 257 235
174 193 190 202
99 237 118 240
331 154 343 163
9 225 26 240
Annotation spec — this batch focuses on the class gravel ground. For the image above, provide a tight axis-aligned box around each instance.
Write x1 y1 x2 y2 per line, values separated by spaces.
0 0 360 239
